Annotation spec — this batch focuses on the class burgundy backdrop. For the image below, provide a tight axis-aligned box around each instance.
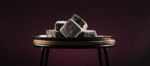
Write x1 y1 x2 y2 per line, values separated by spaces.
0 0 150 66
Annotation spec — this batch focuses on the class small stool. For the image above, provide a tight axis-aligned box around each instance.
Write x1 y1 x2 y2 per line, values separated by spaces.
33 35 115 66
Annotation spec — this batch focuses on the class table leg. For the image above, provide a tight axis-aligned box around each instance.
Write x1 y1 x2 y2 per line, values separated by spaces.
97 48 103 66
97 48 110 66
44 47 49 66
40 47 49 66
40 47 45 66
103 48 109 66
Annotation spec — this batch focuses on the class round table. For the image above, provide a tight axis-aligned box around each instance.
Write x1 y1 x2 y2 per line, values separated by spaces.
33 35 115 66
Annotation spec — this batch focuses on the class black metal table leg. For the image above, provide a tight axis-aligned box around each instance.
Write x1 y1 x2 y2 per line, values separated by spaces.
103 48 109 66
40 47 49 66
40 47 45 66
97 48 103 66
97 48 110 66
44 47 49 66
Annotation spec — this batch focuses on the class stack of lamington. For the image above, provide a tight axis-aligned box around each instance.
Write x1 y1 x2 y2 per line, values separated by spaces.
46 14 97 38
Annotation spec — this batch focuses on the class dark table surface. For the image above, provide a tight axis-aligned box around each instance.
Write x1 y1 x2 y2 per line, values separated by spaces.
33 35 115 48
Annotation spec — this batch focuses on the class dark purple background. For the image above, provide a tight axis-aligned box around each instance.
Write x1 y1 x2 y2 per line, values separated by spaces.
0 0 150 66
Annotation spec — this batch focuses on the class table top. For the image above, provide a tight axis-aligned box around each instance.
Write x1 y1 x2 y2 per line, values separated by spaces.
33 35 115 48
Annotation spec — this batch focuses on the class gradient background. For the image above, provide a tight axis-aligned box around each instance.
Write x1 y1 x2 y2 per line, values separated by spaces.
0 0 150 66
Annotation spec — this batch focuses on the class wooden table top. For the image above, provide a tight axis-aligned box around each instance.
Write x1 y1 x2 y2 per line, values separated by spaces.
33 35 115 48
